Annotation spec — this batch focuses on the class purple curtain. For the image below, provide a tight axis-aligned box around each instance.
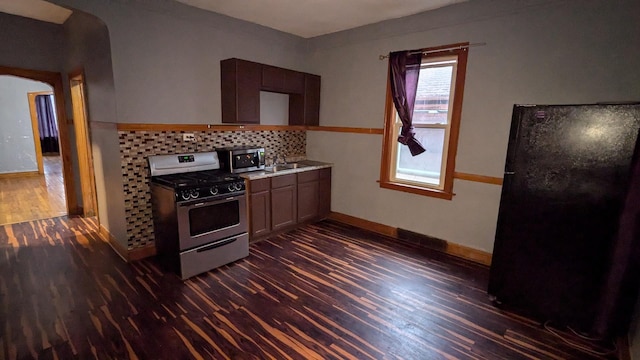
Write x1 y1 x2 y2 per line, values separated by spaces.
35 94 59 154
389 50 425 156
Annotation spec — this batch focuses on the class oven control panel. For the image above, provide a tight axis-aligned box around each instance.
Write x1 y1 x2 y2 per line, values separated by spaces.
178 155 195 163
180 188 201 201
177 181 245 202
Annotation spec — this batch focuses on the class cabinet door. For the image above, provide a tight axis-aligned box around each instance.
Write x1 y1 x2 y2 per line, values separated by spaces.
271 185 297 230
318 168 331 218
250 190 271 237
237 60 262 124
249 178 270 238
262 66 304 94
289 74 321 126
289 94 305 125
284 70 304 94
304 74 321 126
261 65 285 92
297 180 319 222
221 58 261 124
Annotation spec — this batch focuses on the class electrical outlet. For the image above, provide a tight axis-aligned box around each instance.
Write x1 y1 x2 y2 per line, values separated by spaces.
183 133 196 142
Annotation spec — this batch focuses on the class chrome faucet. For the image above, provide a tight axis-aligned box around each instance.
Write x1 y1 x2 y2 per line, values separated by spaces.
275 155 286 165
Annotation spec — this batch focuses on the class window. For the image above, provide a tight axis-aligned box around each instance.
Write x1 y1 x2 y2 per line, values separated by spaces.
380 43 468 200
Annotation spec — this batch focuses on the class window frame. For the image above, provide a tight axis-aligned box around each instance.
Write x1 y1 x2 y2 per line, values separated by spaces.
379 42 469 200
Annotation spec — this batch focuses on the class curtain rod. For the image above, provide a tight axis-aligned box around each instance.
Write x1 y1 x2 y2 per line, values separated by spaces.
378 42 486 60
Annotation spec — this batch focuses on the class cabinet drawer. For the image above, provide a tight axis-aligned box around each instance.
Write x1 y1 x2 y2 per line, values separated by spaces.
179 233 249 280
271 174 296 188
250 178 270 193
297 170 319 183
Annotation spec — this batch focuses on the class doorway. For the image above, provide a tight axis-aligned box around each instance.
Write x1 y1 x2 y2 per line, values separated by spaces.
69 70 98 217
0 81 68 225
0 65 78 223
27 91 57 175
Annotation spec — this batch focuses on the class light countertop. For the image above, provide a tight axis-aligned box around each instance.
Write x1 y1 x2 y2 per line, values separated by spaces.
240 160 332 180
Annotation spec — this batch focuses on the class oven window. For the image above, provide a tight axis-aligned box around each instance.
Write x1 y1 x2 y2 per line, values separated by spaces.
189 200 240 236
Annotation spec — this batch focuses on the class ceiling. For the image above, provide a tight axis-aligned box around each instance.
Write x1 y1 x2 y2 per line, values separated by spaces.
0 0 71 24
175 0 466 38
0 0 465 38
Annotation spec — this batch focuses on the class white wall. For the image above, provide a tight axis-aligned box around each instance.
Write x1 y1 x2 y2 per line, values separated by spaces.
305 0 640 253
0 76 53 174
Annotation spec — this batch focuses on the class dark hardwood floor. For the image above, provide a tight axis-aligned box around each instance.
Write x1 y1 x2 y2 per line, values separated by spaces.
0 217 617 359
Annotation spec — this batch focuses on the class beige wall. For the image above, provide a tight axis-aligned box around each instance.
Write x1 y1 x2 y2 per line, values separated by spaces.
3 0 640 350
0 12 64 72
51 0 307 125
50 0 307 248
63 11 127 248
306 131 504 252
305 0 640 252
90 123 127 243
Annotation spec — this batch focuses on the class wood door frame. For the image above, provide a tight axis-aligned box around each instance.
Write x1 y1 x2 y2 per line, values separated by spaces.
69 68 98 218
0 65 79 215
27 91 54 175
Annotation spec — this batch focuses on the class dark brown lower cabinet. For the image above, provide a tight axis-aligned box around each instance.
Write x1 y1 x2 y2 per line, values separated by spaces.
249 178 271 238
249 168 331 240
270 174 297 231
297 171 320 222
318 168 331 218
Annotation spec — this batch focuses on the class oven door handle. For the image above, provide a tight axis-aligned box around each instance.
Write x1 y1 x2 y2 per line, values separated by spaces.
196 237 238 252
178 194 245 207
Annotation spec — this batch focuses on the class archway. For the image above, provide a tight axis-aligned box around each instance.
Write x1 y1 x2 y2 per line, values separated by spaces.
0 65 78 215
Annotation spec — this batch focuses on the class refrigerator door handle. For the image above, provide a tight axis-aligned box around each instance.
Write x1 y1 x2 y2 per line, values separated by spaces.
504 171 515 175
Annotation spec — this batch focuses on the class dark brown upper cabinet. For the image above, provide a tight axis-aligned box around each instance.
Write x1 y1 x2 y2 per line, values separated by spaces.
289 74 321 126
221 58 262 124
261 65 304 94
221 58 320 125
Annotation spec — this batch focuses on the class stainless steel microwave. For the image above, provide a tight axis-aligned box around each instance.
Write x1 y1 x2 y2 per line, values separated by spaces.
216 146 265 173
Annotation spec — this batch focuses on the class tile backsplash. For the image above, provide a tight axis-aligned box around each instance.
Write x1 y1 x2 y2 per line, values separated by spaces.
118 129 306 250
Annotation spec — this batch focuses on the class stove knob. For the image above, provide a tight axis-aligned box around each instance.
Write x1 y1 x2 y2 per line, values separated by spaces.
234 182 243 191
210 186 219 195
181 191 190 201
228 184 235 192
190 189 199 199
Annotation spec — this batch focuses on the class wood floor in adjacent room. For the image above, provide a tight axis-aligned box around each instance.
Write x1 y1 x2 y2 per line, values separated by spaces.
0 156 66 226
0 217 616 359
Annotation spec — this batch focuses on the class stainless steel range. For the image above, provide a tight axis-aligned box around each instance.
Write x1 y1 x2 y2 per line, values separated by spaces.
148 152 248 279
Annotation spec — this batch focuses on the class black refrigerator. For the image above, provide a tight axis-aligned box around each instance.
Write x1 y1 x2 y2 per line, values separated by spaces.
488 103 640 338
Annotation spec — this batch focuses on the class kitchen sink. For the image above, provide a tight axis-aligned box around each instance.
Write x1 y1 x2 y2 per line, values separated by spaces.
264 162 311 172
264 165 291 172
